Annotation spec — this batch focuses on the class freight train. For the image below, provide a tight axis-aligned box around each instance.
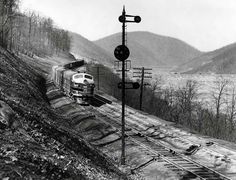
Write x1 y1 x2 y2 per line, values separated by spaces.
51 64 95 104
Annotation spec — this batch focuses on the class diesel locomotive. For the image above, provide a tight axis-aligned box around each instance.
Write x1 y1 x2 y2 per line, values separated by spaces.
51 65 95 104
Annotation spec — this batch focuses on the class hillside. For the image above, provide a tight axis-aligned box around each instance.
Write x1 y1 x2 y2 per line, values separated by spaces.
94 31 202 68
0 48 123 179
0 48 75 179
175 43 236 74
70 32 116 66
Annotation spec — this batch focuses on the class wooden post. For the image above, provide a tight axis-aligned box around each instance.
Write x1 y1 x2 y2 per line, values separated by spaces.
139 67 144 111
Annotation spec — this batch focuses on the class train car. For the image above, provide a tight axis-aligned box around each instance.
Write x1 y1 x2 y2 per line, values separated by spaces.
55 66 66 88
71 73 95 99
51 65 58 82
63 70 77 96
75 66 87 73
51 65 95 104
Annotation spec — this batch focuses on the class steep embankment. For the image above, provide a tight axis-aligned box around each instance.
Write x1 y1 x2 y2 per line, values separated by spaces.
175 43 236 74
0 48 122 179
94 31 202 68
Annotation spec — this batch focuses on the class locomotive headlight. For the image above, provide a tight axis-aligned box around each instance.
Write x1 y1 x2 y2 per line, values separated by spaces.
73 82 78 87
72 90 78 94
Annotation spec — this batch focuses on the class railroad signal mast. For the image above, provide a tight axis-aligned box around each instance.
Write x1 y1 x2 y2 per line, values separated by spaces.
114 59 131 77
114 6 141 165
133 67 152 110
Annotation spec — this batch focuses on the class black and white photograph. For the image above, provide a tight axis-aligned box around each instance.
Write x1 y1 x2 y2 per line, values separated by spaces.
1 0 236 179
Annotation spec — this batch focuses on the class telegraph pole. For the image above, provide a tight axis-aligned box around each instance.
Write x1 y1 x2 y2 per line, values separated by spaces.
96 66 100 90
114 6 141 165
133 67 152 111
139 67 144 110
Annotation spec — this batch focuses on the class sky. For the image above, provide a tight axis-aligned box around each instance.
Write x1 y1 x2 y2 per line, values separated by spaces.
20 0 236 52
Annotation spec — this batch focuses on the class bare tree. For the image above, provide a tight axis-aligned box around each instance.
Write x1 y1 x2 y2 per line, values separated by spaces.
211 77 229 137
149 76 163 105
0 0 19 48
174 80 198 128
25 10 36 54
225 87 236 138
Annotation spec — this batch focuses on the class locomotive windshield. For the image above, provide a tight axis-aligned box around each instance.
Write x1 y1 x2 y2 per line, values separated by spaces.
74 74 93 80
74 74 83 79
84 75 93 80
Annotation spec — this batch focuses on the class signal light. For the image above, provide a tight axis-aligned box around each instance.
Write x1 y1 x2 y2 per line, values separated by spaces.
119 15 141 23
134 16 141 23
118 82 140 89
114 45 130 62
119 15 125 23
132 82 140 89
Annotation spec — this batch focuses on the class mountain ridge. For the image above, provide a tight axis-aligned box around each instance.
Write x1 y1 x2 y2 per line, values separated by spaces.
94 31 202 68
71 30 236 74
174 42 236 74
69 32 116 66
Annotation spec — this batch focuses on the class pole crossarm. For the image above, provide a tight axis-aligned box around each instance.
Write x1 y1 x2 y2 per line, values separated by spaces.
133 76 152 78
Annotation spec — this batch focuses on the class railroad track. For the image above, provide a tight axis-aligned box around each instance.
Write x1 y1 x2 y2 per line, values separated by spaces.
47 79 233 179
98 103 236 160
93 104 231 180
90 94 112 107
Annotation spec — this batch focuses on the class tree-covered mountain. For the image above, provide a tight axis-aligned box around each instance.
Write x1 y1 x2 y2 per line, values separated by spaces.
94 31 202 68
0 0 70 57
175 43 236 74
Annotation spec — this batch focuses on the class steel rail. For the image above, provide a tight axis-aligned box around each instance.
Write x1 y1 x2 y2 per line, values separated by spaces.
94 105 231 180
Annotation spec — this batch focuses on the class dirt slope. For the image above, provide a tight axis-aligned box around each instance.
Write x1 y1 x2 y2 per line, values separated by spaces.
0 48 123 179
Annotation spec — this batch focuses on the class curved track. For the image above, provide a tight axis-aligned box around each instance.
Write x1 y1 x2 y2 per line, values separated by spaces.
47 77 234 179
98 103 236 161
93 103 232 180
